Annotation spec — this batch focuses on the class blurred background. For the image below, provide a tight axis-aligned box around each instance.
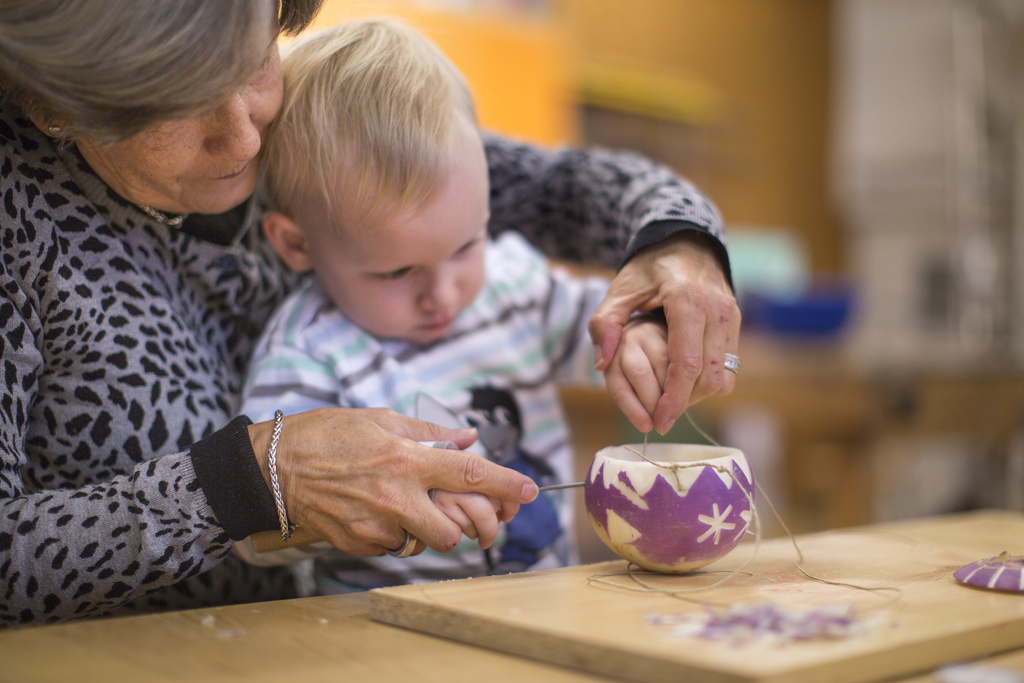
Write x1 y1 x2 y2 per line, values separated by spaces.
304 0 1024 559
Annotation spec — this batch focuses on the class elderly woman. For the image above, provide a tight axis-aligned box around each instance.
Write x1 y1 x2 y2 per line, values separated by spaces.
0 0 740 627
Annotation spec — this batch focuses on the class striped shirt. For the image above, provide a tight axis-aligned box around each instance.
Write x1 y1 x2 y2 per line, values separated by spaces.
238 232 608 590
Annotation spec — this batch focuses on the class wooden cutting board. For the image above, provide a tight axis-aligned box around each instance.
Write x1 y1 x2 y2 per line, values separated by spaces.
369 509 1024 683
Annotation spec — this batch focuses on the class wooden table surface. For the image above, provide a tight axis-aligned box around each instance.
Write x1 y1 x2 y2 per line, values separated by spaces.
2 511 1023 683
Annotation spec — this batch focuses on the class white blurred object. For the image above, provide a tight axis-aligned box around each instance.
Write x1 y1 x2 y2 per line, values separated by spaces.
935 662 1024 683
871 435 980 521
831 0 1021 371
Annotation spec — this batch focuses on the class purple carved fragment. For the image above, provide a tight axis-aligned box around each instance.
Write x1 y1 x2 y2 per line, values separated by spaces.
953 552 1024 593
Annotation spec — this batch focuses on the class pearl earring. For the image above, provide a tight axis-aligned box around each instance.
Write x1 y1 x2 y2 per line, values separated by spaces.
47 125 62 136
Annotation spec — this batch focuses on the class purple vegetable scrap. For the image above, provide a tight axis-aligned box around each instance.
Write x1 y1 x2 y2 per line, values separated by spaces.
653 603 876 646
953 552 1024 593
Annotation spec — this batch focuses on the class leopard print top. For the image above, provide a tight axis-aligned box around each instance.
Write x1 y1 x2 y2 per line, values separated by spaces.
0 100 725 627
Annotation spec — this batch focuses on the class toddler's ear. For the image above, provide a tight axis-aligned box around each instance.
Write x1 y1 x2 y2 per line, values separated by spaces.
262 211 313 272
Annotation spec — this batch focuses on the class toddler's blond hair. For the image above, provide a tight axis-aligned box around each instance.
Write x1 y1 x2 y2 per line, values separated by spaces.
262 18 477 230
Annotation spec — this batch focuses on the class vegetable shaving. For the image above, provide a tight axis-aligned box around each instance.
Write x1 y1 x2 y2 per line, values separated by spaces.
647 603 884 646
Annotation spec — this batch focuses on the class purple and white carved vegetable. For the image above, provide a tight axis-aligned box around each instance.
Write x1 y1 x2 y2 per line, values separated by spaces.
953 552 1024 593
584 444 755 573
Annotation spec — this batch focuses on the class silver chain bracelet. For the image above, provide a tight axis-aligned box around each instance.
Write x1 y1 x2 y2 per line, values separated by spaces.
267 410 292 542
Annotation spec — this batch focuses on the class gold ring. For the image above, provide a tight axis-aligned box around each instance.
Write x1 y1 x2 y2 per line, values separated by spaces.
385 530 418 558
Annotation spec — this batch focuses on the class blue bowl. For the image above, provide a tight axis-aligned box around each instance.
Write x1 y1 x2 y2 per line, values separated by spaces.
742 285 854 336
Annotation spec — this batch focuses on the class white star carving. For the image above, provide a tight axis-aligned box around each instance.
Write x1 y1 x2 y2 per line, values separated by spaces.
697 503 735 545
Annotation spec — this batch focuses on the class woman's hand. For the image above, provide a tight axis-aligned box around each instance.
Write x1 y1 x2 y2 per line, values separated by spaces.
589 232 741 434
249 408 538 557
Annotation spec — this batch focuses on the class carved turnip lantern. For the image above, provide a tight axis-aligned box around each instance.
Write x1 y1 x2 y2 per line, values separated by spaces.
584 443 755 573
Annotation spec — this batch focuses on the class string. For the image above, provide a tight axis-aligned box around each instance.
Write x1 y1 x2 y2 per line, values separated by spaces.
585 412 904 610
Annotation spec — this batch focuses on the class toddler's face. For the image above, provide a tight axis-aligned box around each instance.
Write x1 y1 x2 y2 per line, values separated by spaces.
306 119 489 345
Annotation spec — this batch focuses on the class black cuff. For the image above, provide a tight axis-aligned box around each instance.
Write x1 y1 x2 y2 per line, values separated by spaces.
190 415 279 540
623 220 735 292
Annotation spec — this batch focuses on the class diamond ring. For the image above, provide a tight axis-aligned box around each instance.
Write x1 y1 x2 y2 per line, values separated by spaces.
724 353 741 374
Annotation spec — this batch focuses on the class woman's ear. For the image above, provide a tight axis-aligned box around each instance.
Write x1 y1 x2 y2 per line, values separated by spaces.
262 211 314 272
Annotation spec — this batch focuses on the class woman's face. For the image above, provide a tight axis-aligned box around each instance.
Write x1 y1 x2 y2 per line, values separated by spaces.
74 25 283 217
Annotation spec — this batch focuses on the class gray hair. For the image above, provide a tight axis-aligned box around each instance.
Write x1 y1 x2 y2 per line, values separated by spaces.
0 0 324 142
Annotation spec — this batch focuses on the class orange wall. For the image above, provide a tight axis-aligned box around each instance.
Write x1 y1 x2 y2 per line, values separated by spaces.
304 1 577 147
558 0 841 273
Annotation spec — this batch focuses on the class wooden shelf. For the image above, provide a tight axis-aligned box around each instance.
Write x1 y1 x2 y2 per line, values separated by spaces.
577 58 724 127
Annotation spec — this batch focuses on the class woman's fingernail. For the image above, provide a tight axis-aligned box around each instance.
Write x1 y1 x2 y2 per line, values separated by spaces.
592 346 603 369
657 419 676 435
449 427 476 442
